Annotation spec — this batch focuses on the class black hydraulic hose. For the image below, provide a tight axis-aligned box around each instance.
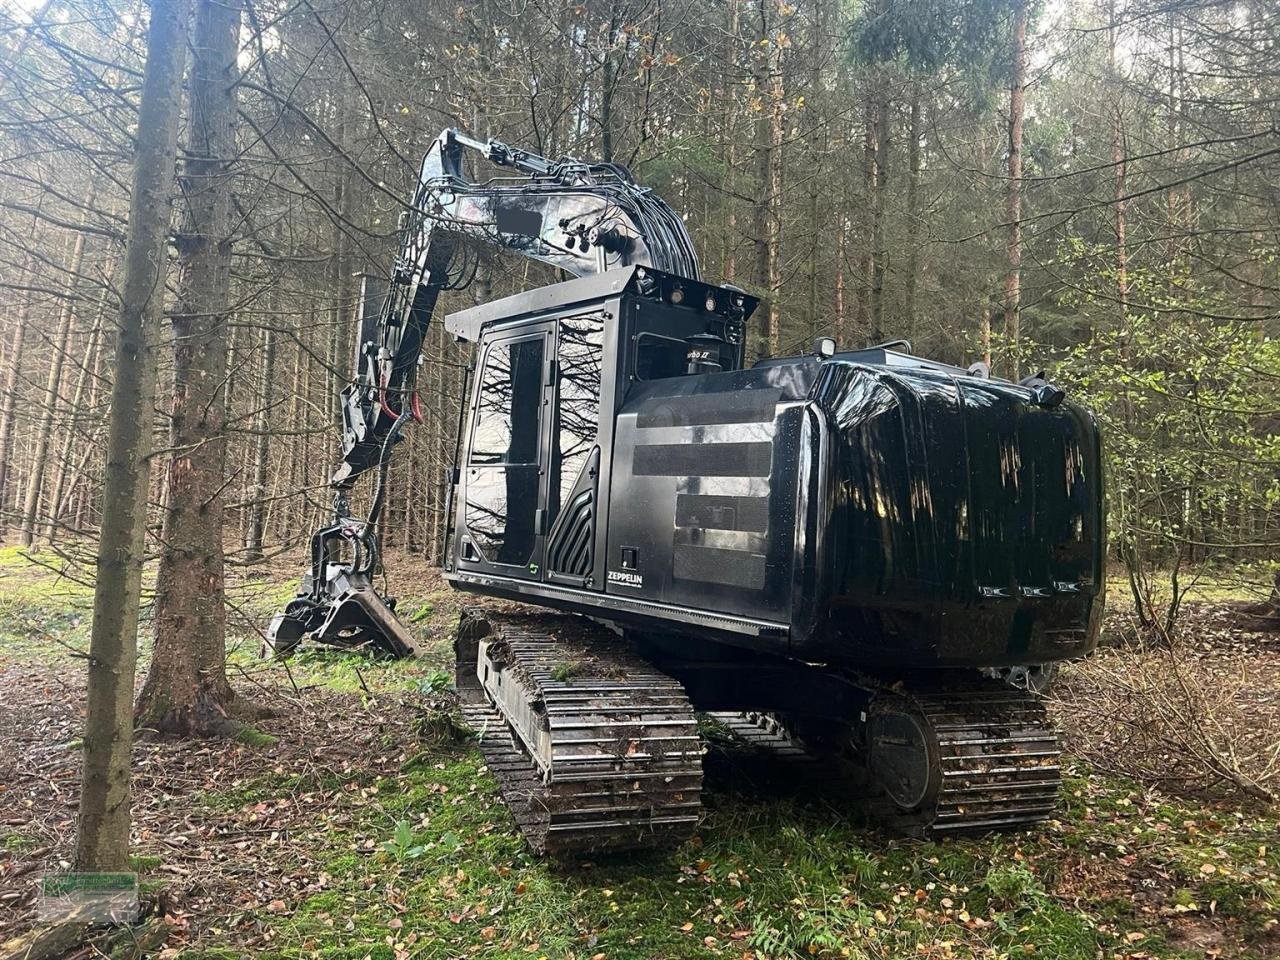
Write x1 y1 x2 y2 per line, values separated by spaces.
362 400 412 576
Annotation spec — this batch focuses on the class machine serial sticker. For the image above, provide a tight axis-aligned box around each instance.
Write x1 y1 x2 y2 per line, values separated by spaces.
607 570 643 588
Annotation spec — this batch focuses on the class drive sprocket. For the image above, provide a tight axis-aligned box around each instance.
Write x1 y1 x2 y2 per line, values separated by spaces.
862 681 1063 836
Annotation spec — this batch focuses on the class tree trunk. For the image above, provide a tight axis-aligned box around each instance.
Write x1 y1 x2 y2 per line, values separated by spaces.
598 4 622 161
1002 0 1027 379
722 0 740 284
0 247 38 534
425 323 442 561
1164 13 1189 269
763 33 784 356
287 321 303 509
135 0 245 738
225 320 242 544
73 300 114 534
242 322 275 560
869 82 890 341
857 91 875 334
805 0 830 340
75 0 191 873
835 209 847 343
980 304 992 366
327 88 355 425
1108 0 1128 323
45 293 107 541
902 84 923 340
21 224 89 546
750 1 773 359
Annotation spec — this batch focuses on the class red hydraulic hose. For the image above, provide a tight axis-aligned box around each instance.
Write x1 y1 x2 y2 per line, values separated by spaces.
378 374 399 420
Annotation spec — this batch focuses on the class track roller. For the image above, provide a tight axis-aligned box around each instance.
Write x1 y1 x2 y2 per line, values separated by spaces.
703 686 1063 839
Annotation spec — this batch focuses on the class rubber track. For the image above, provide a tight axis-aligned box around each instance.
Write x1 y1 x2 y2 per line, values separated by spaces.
708 684 1062 838
457 612 703 855
702 711 840 791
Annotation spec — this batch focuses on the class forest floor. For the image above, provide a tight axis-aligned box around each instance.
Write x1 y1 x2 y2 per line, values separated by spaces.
0 546 1278 960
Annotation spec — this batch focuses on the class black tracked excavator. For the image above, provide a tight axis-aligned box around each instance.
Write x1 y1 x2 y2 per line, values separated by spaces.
268 128 1105 853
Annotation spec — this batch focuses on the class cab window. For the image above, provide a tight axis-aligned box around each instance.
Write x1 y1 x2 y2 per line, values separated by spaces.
634 333 689 381
471 337 544 464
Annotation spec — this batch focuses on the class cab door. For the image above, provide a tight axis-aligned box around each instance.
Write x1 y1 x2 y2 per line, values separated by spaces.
543 312 606 588
456 323 554 579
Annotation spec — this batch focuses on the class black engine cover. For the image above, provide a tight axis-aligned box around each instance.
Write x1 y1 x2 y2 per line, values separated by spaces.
605 357 1104 668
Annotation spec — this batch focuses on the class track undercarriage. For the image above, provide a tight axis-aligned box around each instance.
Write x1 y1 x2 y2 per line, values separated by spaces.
454 610 704 854
454 609 1063 853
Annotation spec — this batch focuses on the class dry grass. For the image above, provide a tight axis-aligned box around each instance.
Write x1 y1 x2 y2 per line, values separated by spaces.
1054 603 1280 805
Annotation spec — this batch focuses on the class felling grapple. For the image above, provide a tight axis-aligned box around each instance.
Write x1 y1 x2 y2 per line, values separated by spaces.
270 127 1105 851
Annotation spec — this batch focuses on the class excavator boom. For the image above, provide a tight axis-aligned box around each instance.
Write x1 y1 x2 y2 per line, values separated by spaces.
336 128 698 487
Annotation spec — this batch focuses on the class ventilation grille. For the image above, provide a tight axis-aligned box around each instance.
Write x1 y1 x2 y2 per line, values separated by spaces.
547 487 595 578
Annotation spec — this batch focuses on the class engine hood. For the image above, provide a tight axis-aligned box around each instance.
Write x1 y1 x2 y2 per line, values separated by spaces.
807 360 1105 666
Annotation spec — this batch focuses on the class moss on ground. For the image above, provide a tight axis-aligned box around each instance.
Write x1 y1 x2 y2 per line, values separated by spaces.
164 738 1280 960
3 831 36 852
234 724 280 748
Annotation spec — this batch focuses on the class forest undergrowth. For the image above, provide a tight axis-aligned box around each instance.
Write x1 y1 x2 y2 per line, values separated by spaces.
1 548 1278 960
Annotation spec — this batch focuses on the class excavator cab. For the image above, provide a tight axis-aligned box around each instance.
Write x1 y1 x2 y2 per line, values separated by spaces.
444 267 754 598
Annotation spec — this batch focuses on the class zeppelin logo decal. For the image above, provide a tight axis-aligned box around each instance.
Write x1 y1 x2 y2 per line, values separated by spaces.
607 570 644 588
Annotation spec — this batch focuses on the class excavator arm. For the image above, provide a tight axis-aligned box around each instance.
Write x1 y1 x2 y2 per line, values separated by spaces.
335 128 698 487
267 129 699 656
